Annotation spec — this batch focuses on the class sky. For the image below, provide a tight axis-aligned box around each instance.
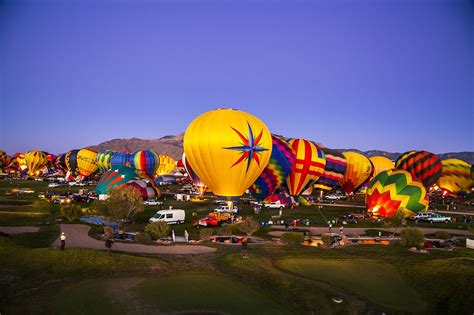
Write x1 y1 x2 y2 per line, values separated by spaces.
0 0 473 155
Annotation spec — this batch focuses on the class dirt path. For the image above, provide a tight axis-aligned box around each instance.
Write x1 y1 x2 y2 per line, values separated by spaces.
0 226 40 234
270 225 473 236
52 224 216 255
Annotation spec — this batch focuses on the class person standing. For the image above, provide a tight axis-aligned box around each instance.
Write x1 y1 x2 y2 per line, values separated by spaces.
241 238 249 258
328 223 332 233
184 229 189 242
60 232 66 250
339 226 344 235
105 237 114 254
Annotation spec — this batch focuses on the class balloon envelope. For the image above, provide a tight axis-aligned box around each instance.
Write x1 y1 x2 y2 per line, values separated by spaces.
395 150 442 188
95 166 138 195
366 169 428 218
96 150 115 173
110 152 131 168
314 148 347 191
130 150 159 178
340 152 373 194
184 108 272 197
124 179 161 200
156 155 176 176
25 150 48 176
369 156 394 179
437 159 473 195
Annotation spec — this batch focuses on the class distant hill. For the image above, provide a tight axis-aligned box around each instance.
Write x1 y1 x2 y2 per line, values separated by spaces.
89 134 474 164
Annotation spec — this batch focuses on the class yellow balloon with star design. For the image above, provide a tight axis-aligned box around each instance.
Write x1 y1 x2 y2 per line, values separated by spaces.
184 108 272 197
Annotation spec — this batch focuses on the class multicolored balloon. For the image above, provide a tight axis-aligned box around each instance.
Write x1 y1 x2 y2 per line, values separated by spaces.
184 108 272 197
340 151 373 194
95 166 138 195
65 150 80 177
314 148 347 191
156 155 176 176
250 135 296 200
110 152 131 168
130 150 159 178
437 159 473 195
0 150 11 168
55 154 67 172
96 150 115 173
395 150 442 189
124 179 161 200
286 139 326 196
25 150 48 176
369 156 394 180
366 169 428 218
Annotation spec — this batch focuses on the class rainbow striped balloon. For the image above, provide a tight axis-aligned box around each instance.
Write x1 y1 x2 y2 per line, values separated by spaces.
314 148 347 191
95 166 138 195
130 150 159 179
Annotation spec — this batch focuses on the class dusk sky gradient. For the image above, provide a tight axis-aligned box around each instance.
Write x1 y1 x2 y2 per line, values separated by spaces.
1 0 473 155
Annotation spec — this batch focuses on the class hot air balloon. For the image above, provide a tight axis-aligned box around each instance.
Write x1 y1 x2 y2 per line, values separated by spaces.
366 169 428 218
96 150 115 173
314 148 347 191
110 152 131 168
395 150 442 189
124 179 161 200
340 152 373 195
25 150 48 176
156 155 176 176
286 139 326 197
95 166 138 195
130 150 159 179
369 156 394 179
6 152 27 174
249 135 296 200
54 154 67 172
437 159 473 195
0 150 10 169
182 152 207 196
264 192 293 206
184 108 272 197
65 150 80 177
44 153 57 167
76 149 98 177
176 159 186 174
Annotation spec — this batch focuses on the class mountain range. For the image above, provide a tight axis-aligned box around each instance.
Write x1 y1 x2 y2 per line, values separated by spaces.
89 134 474 164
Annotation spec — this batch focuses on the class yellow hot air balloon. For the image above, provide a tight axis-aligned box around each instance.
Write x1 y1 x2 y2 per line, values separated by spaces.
76 148 99 177
437 159 473 195
156 155 176 176
25 150 48 176
369 156 394 179
184 108 272 197
340 151 373 194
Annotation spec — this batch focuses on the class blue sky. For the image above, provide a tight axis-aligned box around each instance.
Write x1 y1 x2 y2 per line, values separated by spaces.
1 0 472 154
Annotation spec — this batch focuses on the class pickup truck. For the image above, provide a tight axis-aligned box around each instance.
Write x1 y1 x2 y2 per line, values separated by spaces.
409 212 435 221
194 212 231 227
144 199 163 206
214 205 239 214
263 202 285 209
425 213 452 224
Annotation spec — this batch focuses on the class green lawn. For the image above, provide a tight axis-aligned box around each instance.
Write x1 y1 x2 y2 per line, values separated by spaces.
279 258 426 312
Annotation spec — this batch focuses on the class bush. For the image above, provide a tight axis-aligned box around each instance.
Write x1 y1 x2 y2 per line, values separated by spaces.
199 228 214 241
217 226 232 236
400 227 425 248
281 232 304 246
144 222 170 240
434 231 452 240
321 233 332 247
60 204 83 222
134 232 152 243
237 217 260 236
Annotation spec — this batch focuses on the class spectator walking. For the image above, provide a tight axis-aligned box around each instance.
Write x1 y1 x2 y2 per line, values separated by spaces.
60 232 66 250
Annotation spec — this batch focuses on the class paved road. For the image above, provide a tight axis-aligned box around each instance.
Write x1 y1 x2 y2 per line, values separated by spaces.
270 225 473 236
52 224 216 255
0 226 40 234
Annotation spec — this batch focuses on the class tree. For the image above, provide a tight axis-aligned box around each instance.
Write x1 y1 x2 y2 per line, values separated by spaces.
237 217 260 236
400 227 425 248
60 204 82 222
383 209 406 237
99 186 145 222
144 222 170 240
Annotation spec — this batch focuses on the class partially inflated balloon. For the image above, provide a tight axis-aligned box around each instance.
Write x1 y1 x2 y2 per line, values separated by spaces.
124 179 161 200
250 135 296 200
96 150 115 173
156 155 176 176
437 159 473 195
395 151 442 188
184 108 272 197
65 150 80 177
110 152 131 168
314 148 347 191
76 149 98 177
55 154 67 172
366 169 428 218
340 152 373 194
369 156 394 180
0 150 10 168
25 150 48 176
95 166 138 195
182 152 206 189
286 139 326 196
130 150 159 178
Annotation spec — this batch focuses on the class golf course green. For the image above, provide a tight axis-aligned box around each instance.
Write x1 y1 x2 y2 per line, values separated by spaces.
279 258 426 312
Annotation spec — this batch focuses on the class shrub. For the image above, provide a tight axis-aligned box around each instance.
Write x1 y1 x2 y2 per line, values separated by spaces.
199 229 214 241
103 225 113 238
60 204 82 222
434 231 452 240
400 227 425 248
134 232 152 243
321 233 332 247
144 222 170 240
99 186 145 222
217 226 232 236
281 232 304 246
237 217 260 236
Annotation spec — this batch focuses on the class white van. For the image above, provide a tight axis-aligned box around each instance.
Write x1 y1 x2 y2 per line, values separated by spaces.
149 209 185 224
174 194 191 202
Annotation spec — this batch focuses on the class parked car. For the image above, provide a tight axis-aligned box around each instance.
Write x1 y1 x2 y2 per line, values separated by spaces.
409 212 435 221
149 209 185 224
194 212 231 227
325 194 346 201
425 213 452 224
144 199 163 206
48 183 60 188
263 202 285 209
214 205 239 214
